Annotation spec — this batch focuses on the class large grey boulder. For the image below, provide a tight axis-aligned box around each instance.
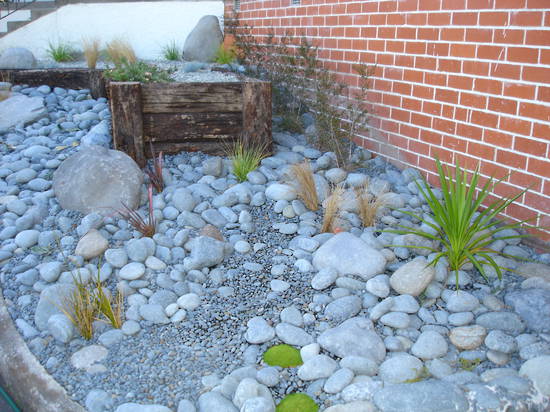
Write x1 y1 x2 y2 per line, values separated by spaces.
35 284 77 331
0 94 47 133
312 232 386 279
53 145 143 215
183 15 223 62
0 47 36 69
505 288 550 333
317 317 386 362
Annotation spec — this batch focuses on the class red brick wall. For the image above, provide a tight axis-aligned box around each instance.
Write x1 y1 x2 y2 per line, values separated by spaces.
225 0 550 241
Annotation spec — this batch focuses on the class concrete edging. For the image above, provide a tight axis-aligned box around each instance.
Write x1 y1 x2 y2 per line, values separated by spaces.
0 289 86 412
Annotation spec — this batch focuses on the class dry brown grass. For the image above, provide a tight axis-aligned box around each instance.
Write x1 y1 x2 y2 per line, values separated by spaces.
321 184 344 233
61 271 96 340
82 37 101 69
106 38 136 65
355 182 388 227
290 160 318 211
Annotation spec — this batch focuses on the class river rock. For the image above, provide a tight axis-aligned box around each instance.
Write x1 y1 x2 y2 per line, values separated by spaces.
0 94 46 133
115 403 172 412
317 317 386 362
379 354 423 383
245 317 275 344
389 257 435 296
411 331 448 359
35 284 77 330
519 355 550 396
53 145 143 215
75 229 108 259
449 325 487 350
505 288 550 333
297 354 338 380
312 232 386 279
198 391 237 412
0 47 36 68
183 15 223 62
183 236 225 270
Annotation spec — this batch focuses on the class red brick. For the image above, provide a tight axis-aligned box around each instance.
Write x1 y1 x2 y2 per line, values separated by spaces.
471 110 499 128
435 88 459 104
427 43 450 56
479 11 509 26
448 75 473 90
508 47 539 64
509 172 543 192
538 87 550 103
418 28 439 40
398 0 418 12
407 12 427 25
452 12 478 25
500 117 532 136
491 63 521 80
393 82 412 95
488 97 518 115
423 101 442 116
405 41 426 55
495 0 526 8
466 28 493 42
378 27 397 39
411 112 432 128
413 85 434 99
460 92 487 109
480 161 510 180
454 107 469 122
387 40 405 53
525 192 550 215
442 0 466 10
519 103 550 122
474 78 502 94
469 142 496 161
444 135 468 151
510 11 543 26
379 1 397 12
397 27 417 39
434 118 457 135
441 28 465 41
528 158 550 177
428 12 451 25
458 123 483 140
503 83 536 100
425 72 447 86
387 13 406 25
450 43 476 58
494 29 525 45
409 140 431 156
402 97 422 111
527 0 550 8
497 150 528 169
430 147 454 163
415 56 437 70
464 61 490 76
523 66 550 83
505 203 538 226
476 45 505 60
395 54 415 68
400 124 420 139
514 137 548 157
533 123 550 141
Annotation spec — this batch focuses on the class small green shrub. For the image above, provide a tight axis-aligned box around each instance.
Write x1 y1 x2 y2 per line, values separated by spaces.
162 40 180 61
104 60 173 83
276 393 318 412
387 157 531 289
459 358 482 371
61 270 96 340
47 41 75 62
94 267 123 329
227 139 268 182
214 44 236 64
263 344 303 368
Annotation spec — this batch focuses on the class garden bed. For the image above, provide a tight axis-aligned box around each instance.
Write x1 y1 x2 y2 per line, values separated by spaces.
108 78 271 167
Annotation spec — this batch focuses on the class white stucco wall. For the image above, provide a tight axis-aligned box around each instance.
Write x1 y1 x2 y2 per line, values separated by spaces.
0 1 224 60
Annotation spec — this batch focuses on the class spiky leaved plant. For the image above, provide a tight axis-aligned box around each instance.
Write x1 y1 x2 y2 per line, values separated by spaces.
388 157 531 288
145 141 164 193
117 184 156 238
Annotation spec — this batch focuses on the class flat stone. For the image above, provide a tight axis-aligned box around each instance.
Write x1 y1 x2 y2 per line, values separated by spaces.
411 331 448 360
323 401 377 412
449 325 487 350
311 268 338 290
380 312 410 329
379 354 423 383
373 380 469 412
312 232 386 279
139 304 170 324
275 323 313 346
476 312 525 336
0 94 45 133
389 257 435 296
445 291 480 312
75 229 108 259
324 295 362 322
297 354 338 380
245 317 275 344
324 368 355 394
317 317 386 362
198 391 237 412
35 284 76 330
519 355 550 396
115 404 172 412
485 330 517 354
119 262 145 280
340 356 378 376
70 345 108 370
505 288 550 333
14 229 40 248
515 262 550 282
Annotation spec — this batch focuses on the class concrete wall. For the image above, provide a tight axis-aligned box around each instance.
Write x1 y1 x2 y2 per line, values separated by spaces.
0 0 224 60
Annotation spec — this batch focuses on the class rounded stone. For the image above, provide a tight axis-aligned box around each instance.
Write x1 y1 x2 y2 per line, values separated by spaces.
119 262 146 280
411 331 448 360
449 325 487 350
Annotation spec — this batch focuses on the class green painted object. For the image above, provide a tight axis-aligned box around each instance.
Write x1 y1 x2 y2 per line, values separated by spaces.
276 393 319 412
263 344 303 368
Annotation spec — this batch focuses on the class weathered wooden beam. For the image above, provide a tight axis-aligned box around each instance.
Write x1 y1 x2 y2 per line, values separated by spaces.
142 112 241 141
147 140 236 156
108 82 146 167
141 82 243 113
242 80 272 154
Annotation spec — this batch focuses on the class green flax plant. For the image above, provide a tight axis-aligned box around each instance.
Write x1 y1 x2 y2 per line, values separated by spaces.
388 158 531 289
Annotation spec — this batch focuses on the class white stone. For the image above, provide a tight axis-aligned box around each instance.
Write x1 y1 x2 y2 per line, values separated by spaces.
389 257 435 296
75 229 108 259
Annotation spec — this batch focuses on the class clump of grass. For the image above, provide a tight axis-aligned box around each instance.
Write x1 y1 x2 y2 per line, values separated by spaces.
355 181 388 227
403 366 431 383
117 184 156 237
103 60 173 83
263 344 303 368
162 40 180 61
46 41 75 62
106 38 136 65
61 271 96 340
82 37 101 69
387 157 532 289
290 160 318 211
227 139 268 182
321 185 344 233
145 141 164 193
458 358 482 371
214 44 236 64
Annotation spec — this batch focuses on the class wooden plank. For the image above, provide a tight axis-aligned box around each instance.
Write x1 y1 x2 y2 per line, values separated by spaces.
148 140 236 156
0 69 100 92
88 70 107 98
141 82 243 113
108 82 146 167
143 112 241 141
242 80 273 154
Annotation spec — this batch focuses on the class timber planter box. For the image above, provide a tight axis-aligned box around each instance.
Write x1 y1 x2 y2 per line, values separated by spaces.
107 79 272 167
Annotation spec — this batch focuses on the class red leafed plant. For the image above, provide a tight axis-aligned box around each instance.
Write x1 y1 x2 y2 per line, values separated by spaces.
117 184 156 237
145 142 164 193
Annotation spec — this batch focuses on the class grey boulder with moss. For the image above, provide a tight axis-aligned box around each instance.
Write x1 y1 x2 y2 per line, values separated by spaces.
183 15 223 62
53 145 143 215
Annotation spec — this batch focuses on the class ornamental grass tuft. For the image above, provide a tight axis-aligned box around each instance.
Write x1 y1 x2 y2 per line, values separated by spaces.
387 157 531 289
289 160 318 211
47 41 75 62
227 138 268 182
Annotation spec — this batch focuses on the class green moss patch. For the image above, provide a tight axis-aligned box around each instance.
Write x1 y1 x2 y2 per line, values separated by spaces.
263 344 303 368
276 393 319 412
